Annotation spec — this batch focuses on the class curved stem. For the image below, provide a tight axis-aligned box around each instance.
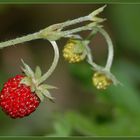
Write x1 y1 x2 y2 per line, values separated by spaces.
85 28 104 72
38 41 59 84
98 27 114 71
85 28 120 85
86 44 103 71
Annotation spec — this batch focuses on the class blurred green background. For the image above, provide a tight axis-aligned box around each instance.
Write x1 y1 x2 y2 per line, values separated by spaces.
0 4 140 136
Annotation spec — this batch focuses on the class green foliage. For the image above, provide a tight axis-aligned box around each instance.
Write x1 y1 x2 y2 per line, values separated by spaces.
50 60 140 136
68 62 93 90
109 4 140 53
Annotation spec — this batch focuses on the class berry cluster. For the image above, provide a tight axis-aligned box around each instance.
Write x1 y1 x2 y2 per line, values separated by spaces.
63 39 113 90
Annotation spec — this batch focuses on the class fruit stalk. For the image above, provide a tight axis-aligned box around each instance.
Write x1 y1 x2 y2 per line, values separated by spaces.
98 28 114 71
38 41 59 84
0 32 41 49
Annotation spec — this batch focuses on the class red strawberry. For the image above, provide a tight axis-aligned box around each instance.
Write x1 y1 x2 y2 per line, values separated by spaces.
0 60 56 119
0 75 40 118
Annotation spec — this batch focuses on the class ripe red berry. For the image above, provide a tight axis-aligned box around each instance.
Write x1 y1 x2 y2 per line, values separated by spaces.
0 75 40 118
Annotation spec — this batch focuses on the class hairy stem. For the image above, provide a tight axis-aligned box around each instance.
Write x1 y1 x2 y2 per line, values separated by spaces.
62 23 97 37
38 41 59 84
98 28 114 71
86 45 103 71
0 32 41 49
61 16 91 29
0 6 105 49
59 5 106 29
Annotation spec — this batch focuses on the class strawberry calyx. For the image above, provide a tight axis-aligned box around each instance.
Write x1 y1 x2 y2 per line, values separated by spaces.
20 60 56 102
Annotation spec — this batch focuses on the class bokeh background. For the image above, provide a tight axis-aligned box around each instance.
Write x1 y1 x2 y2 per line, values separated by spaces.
0 4 140 136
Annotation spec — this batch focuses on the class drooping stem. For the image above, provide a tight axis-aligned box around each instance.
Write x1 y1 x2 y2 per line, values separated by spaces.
86 44 103 72
85 27 119 85
85 26 114 73
85 28 104 71
98 27 114 71
37 41 59 84
0 32 41 49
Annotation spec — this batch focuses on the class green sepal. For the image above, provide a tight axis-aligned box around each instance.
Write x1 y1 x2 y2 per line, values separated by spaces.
89 5 106 22
40 24 63 41
80 50 87 60
21 59 34 78
20 77 32 86
39 84 58 90
35 66 42 79
38 87 54 102
73 40 86 54
42 89 55 102
20 59 56 103
36 90 44 102
20 77 36 92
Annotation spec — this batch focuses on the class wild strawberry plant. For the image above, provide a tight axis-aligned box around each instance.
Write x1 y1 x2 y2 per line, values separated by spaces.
0 5 120 118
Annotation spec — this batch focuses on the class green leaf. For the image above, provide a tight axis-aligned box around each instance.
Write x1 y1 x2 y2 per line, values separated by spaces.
54 121 71 136
65 111 96 136
108 61 140 115
52 115 72 136
69 62 93 91
110 4 140 52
